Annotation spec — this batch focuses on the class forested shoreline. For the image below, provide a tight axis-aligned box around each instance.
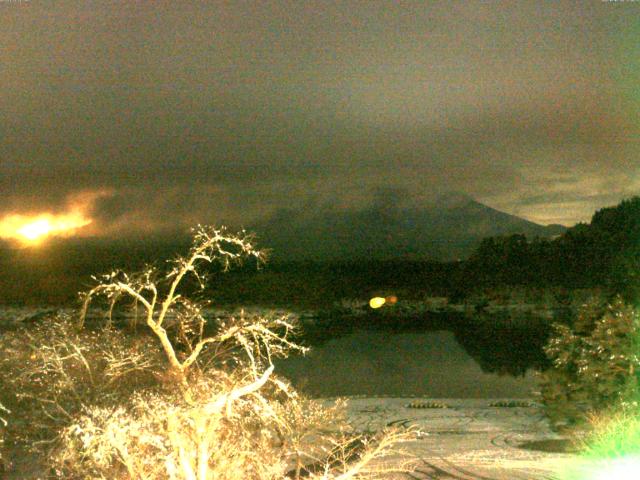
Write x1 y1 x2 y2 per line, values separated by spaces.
1 197 638 307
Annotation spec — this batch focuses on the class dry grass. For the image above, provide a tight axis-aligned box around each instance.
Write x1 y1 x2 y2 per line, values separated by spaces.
577 409 640 459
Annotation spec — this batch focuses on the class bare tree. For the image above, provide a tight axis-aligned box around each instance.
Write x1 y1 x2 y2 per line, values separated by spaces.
79 225 273 388
36 225 419 479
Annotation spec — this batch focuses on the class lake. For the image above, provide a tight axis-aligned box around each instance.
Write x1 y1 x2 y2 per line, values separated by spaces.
1 306 554 399
275 330 541 398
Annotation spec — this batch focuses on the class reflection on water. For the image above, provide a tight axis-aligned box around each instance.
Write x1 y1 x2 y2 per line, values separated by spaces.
1 307 554 399
275 313 553 398
454 320 551 377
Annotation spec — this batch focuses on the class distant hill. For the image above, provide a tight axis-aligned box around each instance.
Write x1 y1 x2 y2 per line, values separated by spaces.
253 192 566 261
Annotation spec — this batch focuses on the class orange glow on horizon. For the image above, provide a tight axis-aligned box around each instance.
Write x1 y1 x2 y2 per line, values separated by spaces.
0 212 92 245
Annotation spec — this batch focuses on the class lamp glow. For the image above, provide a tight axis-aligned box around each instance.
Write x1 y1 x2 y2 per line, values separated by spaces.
369 297 386 309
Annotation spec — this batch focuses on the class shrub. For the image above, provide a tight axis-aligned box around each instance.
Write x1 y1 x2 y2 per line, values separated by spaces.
0 315 164 447
538 296 640 432
51 373 346 479
579 410 640 460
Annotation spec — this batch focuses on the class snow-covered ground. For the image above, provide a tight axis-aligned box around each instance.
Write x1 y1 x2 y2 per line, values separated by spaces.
0 306 73 326
2 308 575 479
322 396 576 479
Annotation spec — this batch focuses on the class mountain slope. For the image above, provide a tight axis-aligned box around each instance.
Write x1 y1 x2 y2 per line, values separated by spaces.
253 194 567 261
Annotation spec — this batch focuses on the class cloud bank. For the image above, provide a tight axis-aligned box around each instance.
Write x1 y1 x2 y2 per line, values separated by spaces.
1 1 638 236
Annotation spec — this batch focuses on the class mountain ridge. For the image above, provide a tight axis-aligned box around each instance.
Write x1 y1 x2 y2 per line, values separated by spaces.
253 194 567 261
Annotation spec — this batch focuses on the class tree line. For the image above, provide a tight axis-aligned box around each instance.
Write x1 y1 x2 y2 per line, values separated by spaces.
464 196 640 299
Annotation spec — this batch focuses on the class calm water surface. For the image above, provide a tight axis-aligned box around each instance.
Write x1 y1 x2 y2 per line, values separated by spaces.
1 307 551 399
275 330 541 398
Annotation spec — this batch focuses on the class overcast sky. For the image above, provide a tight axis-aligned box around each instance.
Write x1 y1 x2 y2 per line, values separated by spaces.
1 0 638 237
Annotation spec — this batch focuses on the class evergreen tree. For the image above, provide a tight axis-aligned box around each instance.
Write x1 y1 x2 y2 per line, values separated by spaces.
539 297 640 431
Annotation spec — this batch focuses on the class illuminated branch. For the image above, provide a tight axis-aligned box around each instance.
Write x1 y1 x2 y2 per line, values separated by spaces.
205 364 275 417
0 402 8 427
78 226 269 387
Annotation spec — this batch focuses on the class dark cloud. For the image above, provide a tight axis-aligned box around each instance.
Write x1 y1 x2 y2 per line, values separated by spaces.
1 1 638 233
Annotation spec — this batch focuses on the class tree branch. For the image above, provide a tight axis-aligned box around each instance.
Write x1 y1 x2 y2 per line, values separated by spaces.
205 364 274 417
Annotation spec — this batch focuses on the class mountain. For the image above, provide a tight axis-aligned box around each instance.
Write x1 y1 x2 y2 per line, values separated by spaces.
252 193 567 261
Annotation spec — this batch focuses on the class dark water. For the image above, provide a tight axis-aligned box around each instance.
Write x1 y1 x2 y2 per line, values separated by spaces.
275 313 553 398
1 307 555 399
